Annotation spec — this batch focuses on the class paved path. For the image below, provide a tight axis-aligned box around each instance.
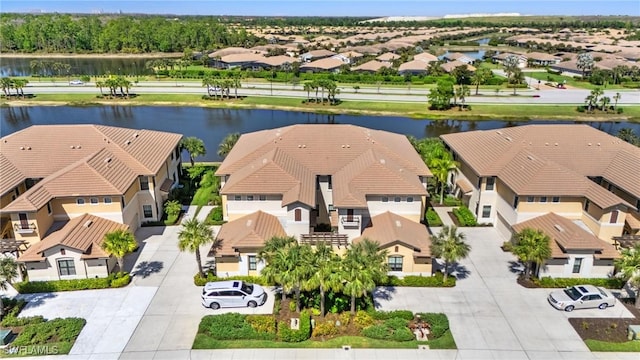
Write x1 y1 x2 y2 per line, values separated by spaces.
432 206 456 227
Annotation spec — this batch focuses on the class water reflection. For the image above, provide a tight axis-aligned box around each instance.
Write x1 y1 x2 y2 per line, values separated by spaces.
0 57 154 77
2 107 32 125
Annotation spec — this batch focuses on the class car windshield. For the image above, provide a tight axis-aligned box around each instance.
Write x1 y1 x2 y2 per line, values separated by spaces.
241 283 254 294
598 288 608 297
563 287 582 301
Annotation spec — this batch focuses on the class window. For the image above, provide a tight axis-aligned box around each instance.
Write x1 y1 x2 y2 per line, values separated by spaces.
248 255 257 271
175 147 180 160
572 258 583 274
527 196 534 203
77 198 85 205
610 210 619 224
328 204 334 211
513 196 519 208
382 196 388 202
328 176 332 190
294 209 302 222
540 196 547 203
234 195 241 201
46 202 52 215
60 249 65 255
139 176 149 190
407 197 414 203
486 177 495 191
394 197 401 203
104 197 112 204
259 195 266 201
57 259 76 276
143 205 153 218
121 197 126 208
247 195 254 201
90 197 99 205
482 205 491 218
584 199 590 212
552 197 560 203
388 256 403 272
477 177 482 189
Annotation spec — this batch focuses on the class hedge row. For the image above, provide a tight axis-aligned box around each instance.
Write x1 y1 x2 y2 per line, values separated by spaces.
193 273 272 286
382 272 456 287
14 272 131 294
452 206 477 226
198 313 276 340
532 277 626 289
425 208 443 226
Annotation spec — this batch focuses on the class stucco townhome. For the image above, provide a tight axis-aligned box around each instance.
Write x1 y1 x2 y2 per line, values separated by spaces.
0 125 182 281
441 125 639 265
214 124 433 277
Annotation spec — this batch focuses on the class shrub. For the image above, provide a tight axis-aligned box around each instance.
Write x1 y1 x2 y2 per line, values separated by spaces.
312 321 339 337
14 272 130 293
1 315 46 327
0 298 26 321
278 309 311 342
199 313 275 340
11 318 85 347
206 206 225 225
502 241 513 252
425 208 443 226
338 312 351 326
193 273 271 286
379 272 456 287
354 310 375 329
362 324 389 339
369 310 414 321
289 300 297 312
532 277 625 289
362 317 413 342
246 315 276 335
417 313 449 338
443 196 463 207
452 206 477 226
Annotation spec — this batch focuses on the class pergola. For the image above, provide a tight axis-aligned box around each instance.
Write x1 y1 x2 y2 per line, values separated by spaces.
0 239 29 256
612 235 640 250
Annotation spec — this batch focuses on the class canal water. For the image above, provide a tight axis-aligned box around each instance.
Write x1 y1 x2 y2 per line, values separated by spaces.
0 57 155 77
1 106 636 162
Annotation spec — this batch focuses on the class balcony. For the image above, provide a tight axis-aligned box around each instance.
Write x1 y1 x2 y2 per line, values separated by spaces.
14 222 36 234
340 215 360 227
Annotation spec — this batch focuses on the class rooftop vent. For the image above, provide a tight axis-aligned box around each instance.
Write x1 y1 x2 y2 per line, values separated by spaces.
380 159 386 164
262 158 268 164
104 158 112 163
597 143 601 146
554 224 564 232
554 143 559 146
496 130 503 135
26 146 31 150
84 220 93 228
346 144 350 148
545 142 549 146
527 155 534 161
298 144 302 148
70 145 76 149
19 146 24 150
302 144 306 148
395 220 402 227
341 145 345 148
246 219 253 227
77 145 81 149
125 140 131 145
588 143 592 146
133 133 139 138
505 136 512 142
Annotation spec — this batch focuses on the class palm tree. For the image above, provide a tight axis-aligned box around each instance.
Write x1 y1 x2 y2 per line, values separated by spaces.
456 85 470 110
429 151 459 204
600 96 611 111
178 217 215 277
101 229 137 272
510 68 525 95
0 257 18 319
304 243 343 317
615 243 640 308
180 137 206 166
342 239 388 314
231 72 242 99
512 227 552 280
430 225 471 282
616 128 639 146
577 53 594 79
503 55 520 80
258 236 297 301
96 80 106 97
1 77 12 98
471 67 492 95
303 82 313 103
613 92 621 111
12 79 28 98
279 243 313 313
217 133 240 159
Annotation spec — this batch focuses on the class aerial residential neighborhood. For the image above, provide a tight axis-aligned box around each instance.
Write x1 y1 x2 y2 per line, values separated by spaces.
1 1 640 360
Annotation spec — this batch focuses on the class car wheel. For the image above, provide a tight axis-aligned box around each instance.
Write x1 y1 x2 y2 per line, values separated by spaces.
598 303 608 310
209 302 220 310
247 301 257 308
564 305 574 312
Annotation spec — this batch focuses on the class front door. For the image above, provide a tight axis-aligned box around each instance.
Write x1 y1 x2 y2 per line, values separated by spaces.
18 213 29 229
347 209 354 222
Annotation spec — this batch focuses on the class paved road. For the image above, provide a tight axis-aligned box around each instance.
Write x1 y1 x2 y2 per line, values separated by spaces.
22 80 640 105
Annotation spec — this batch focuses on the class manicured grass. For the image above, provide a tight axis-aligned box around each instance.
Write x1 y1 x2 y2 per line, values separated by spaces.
584 339 640 352
190 184 217 206
193 335 426 349
0 341 74 358
525 72 627 90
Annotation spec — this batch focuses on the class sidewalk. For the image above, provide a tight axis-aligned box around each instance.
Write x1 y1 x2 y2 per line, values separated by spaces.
432 206 456 227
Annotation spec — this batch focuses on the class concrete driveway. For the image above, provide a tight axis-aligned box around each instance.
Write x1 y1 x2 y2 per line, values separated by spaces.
374 227 635 359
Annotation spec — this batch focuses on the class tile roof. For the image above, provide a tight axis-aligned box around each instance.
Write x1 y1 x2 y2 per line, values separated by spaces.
354 211 431 257
351 60 391 72
376 52 400 61
441 125 640 208
1 125 182 211
300 57 345 71
18 213 129 262
217 125 430 207
413 52 438 63
215 211 286 256
441 60 476 73
398 60 428 73
512 213 620 259
209 47 255 58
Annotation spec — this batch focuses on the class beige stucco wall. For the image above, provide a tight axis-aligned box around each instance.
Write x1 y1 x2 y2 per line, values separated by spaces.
216 257 240 277
540 254 613 279
384 243 432 276
1 182 26 208
517 197 583 218
24 245 112 281
9 212 40 245
53 196 122 221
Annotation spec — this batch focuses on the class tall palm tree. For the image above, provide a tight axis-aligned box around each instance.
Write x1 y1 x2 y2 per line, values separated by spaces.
180 137 206 166
304 243 343 317
279 243 313 313
1 77 12 98
96 80 106 97
303 82 313 102
258 236 297 301
510 68 525 95
600 96 611 111
511 227 551 280
178 217 215 277
429 152 459 204
576 53 594 79
471 67 492 95
613 92 621 111
217 133 240 159
615 243 640 308
430 225 471 282
0 257 18 319
342 239 388 314
101 229 137 272
456 84 470 110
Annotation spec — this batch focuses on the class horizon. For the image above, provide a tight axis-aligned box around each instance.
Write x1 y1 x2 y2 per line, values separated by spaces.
1 0 639 18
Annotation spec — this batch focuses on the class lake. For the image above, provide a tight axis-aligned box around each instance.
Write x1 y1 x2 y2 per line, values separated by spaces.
1 106 637 162
0 57 156 77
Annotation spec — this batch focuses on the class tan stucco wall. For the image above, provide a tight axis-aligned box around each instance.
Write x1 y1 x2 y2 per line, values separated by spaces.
35 204 54 240
518 198 583 216
55 196 121 219
216 257 240 275
24 245 112 281
384 243 432 275
10 212 40 245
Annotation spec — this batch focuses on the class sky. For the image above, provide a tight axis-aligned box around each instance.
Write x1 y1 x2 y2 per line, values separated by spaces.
1 0 639 17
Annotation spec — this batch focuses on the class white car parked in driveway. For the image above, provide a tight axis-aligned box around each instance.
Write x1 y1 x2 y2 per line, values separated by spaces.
548 285 616 312
201 280 267 310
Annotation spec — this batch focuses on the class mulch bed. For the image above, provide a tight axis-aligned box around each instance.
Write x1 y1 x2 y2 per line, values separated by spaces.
569 301 640 342
447 211 462 227
516 276 539 289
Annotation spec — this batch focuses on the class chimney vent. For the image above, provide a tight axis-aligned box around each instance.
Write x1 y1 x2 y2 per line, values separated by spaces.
84 220 93 228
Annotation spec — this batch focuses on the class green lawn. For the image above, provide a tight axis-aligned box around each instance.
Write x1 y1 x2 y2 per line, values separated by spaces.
0 342 73 358
525 72 627 90
584 339 640 352
193 334 454 349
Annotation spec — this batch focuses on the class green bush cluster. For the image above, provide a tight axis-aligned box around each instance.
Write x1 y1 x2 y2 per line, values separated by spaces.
369 310 414 321
452 206 477 226
246 315 277 335
199 313 276 340
205 207 225 225
442 195 463 207
362 317 414 342
425 208 443 226
353 310 375 330
417 313 450 338
1 315 45 327
11 318 86 347
193 273 271 286
311 321 339 337
14 272 130 293
381 272 456 287
532 277 625 289
277 310 311 342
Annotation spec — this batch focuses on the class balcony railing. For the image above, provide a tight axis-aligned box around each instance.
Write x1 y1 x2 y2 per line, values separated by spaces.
340 216 360 227
14 222 36 234
300 232 349 247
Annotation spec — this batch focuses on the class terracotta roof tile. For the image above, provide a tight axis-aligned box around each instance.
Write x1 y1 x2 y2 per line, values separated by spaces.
215 211 286 256
354 212 431 257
